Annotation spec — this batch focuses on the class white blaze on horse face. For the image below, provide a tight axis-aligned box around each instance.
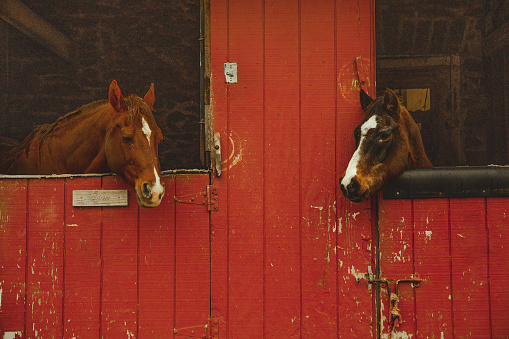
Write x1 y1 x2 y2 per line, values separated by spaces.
141 117 152 145
341 115 378 188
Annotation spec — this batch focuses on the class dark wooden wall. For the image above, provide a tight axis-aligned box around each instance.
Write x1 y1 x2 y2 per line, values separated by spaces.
376 0 509 166
484 0 509 164
0 0 202 170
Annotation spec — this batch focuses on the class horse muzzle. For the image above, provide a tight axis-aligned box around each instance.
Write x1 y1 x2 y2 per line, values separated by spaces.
136 180 165 208
340 177 369 203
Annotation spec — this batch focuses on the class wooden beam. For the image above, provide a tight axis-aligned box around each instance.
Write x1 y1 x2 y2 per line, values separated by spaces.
0 21 7 136
485 20 509 55
0 0 73 62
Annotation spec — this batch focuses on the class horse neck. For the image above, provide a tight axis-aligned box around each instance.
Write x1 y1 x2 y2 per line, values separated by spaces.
30 102 115 174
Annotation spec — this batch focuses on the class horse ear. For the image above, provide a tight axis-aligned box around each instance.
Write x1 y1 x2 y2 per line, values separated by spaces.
360 89 373 111
143 83 155 110
383 88 400 121
109 80 127 112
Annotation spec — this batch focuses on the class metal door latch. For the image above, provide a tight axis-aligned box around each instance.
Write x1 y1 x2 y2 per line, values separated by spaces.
214 131 221 177
224 62 238 84
362 269 422 334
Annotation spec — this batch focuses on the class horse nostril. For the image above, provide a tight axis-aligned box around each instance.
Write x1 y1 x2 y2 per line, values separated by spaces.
142 182 152 199
347 178 360 195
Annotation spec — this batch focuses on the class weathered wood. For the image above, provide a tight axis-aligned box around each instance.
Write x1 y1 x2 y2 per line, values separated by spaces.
72 189 128 207
0 0 73 62
139 176 176 336
264 1 300 337
0 179 27 335
300 1 338 336
485 19 509 55
487 198 509 337
378 199 416 337
100 177 138 338
174 175 210 330
224 1 265 336
413 199 453 337
0 21 7 136
336 0 376 336
26 178 65 338
450 198 490 336
64 177 102 337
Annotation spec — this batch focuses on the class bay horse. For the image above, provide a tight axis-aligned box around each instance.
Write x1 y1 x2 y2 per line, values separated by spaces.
340 88 432 202
0 80 165 208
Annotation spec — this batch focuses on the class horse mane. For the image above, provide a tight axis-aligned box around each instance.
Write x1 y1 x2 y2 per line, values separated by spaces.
8 95 148 164
12 100 110 157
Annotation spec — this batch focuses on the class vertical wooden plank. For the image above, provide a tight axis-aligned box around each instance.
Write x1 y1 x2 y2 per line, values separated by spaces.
0 21 7 137
413 199 453 337
63 177 102 338
0 179 27 337
227 1 265 337
138 175 176 337
486 197 509 338
378 199 416 337
209 0 229 335
263 1 301 337
336 0 375 336
450 198 490 337
101 176 138 338
300 0 338 337
26 178 65 338
174 174 210 329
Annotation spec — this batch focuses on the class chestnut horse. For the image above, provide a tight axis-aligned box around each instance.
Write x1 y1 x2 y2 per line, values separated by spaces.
340 88 432 202
0 80 165 208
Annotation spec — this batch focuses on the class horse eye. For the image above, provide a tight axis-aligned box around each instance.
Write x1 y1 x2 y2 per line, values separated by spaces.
122 136 134 144
379 132 392 142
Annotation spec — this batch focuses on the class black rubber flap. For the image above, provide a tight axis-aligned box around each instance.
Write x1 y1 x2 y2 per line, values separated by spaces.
382 166 509 199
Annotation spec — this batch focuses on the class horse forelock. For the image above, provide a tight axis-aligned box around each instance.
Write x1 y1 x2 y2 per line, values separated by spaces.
364 96 388 120
122 95 160 146
124 95 154 122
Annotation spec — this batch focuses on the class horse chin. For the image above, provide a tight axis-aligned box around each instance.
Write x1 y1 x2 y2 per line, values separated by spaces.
135 191 163 208
345 188 370 203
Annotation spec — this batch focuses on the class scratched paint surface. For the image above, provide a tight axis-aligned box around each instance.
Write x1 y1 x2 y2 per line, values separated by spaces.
210 0 376 337
377 197 509 338
0 174 210 338
3 0 508 338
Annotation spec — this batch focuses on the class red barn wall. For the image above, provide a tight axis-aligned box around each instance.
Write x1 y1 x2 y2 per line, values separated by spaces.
209 0 376 337
2 1 509 338
0 174 211 338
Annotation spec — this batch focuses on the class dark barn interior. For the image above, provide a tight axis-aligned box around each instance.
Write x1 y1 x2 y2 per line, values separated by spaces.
0 0 202 170
1 1 509 170
376 0 509 167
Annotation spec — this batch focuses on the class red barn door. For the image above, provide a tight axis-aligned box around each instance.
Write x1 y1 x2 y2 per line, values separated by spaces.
0 173 211 338
377 196 509 338
209 0 376 337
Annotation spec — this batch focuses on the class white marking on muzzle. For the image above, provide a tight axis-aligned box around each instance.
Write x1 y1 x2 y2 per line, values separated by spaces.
142 117 152 145
341 115 378 187
152 167 164 197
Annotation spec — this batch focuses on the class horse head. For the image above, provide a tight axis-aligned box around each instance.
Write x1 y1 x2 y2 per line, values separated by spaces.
105 80 165 208
340 88 432 202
